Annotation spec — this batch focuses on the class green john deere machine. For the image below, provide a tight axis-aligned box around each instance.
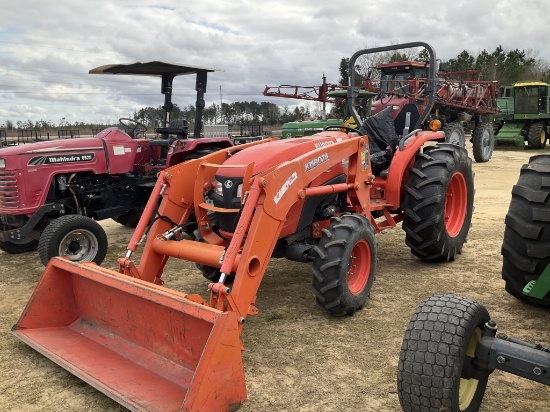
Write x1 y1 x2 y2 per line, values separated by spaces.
279 89 376 139
495 81 550 148
281 117 347 139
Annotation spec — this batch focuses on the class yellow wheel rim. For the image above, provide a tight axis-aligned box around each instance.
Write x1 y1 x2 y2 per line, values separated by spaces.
458 327 481 410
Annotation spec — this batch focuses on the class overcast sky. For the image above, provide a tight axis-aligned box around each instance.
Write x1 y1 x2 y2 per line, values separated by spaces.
1 0 549 126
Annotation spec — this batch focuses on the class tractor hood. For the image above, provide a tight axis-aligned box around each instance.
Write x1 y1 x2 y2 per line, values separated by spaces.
0 128 141 174
218 132 350 178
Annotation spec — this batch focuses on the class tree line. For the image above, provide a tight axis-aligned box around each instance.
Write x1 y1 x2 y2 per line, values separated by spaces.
132 101 313 129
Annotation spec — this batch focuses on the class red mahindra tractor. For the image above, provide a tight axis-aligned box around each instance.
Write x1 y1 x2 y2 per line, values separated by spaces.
13 42 476 411
0 62 233 265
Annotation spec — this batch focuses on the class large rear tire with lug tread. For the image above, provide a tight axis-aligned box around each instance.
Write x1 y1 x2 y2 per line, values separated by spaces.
195 263 235 283
0 238 39 254
311 214 377 316
527 121 547 149
472 122 494 163
501 154 550 305
113 208 144 228
38 215 108 266
402 143 474 262
443 122 466 147
397 294 491 412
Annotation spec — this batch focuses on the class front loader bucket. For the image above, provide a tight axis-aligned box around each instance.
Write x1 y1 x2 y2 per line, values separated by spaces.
12 258 246 412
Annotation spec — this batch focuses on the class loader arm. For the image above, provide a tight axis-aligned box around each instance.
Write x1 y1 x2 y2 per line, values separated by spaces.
124 134 372 324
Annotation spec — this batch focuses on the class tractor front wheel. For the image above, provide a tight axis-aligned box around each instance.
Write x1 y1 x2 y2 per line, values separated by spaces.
443 122 466 147
472 122 495 162
311 214 377 316
527 121 547 149
402 144 474 262
38 215 108 266
398 294 491 412
501 154 550 305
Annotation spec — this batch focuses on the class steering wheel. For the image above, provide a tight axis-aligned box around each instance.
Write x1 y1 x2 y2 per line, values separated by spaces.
119 118 148 138
323 125 365 136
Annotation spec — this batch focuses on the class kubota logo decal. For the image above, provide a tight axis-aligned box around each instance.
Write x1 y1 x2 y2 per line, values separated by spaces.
27 153 95 166
305 153 329 172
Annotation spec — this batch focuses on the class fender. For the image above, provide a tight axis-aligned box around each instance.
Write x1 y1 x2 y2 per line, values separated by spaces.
384 130 445 207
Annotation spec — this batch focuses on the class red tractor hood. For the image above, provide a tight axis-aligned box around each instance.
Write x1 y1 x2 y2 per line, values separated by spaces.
0 128 142 174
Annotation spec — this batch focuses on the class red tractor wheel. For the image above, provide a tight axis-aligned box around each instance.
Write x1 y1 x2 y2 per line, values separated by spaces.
501 154 550 305
402 144 474 262
311 214 377 316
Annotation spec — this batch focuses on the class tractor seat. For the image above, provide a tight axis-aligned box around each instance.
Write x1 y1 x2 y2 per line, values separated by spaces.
359 107 400 174
155 119 189 139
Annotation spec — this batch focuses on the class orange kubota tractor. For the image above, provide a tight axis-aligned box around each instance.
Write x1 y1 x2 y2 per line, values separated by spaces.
12 42 475 411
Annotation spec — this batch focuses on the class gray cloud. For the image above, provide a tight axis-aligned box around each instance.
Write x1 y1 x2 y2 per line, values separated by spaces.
1 0 549 125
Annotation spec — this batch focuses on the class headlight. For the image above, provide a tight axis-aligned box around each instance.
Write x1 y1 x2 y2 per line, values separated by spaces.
0 158 5 169
213 179 223 196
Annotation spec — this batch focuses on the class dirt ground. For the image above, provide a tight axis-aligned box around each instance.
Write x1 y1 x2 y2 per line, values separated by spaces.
1 142 549 412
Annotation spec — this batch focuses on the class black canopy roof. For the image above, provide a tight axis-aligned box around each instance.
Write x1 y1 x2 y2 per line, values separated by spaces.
89 61 216 77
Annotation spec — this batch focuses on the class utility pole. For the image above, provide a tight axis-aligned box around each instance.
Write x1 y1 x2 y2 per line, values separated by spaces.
219 85 223 124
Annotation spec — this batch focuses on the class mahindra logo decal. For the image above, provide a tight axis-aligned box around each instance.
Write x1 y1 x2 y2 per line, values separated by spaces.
27 153 95 166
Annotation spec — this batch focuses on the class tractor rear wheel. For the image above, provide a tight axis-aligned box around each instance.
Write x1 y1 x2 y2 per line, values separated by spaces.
0 238 39 254
195 263 235 283
443 122 466 147
472 122 494 163
38 215 108 266
402 144 474 262
501 154 550 305
113 207 144 228
311 214 377 316
397 294 490 412
527 121 547 149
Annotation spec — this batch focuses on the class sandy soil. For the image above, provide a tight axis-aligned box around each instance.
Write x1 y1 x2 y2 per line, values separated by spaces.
0 142 549 411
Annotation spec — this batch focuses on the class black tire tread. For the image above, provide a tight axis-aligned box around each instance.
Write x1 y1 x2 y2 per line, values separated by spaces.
442 122 465 147
471 122 494 163
402 144 474 262
38 215 108 266
397 294 490 412
501 154 550 305
0 239 39 254
311 214 377 316
527 122 547 149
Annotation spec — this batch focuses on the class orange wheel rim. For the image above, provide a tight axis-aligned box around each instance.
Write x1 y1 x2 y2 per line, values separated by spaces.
347 239 371 295
445 172 467 237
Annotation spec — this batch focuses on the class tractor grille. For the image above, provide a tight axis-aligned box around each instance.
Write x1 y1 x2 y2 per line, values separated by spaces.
0 171 19 209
